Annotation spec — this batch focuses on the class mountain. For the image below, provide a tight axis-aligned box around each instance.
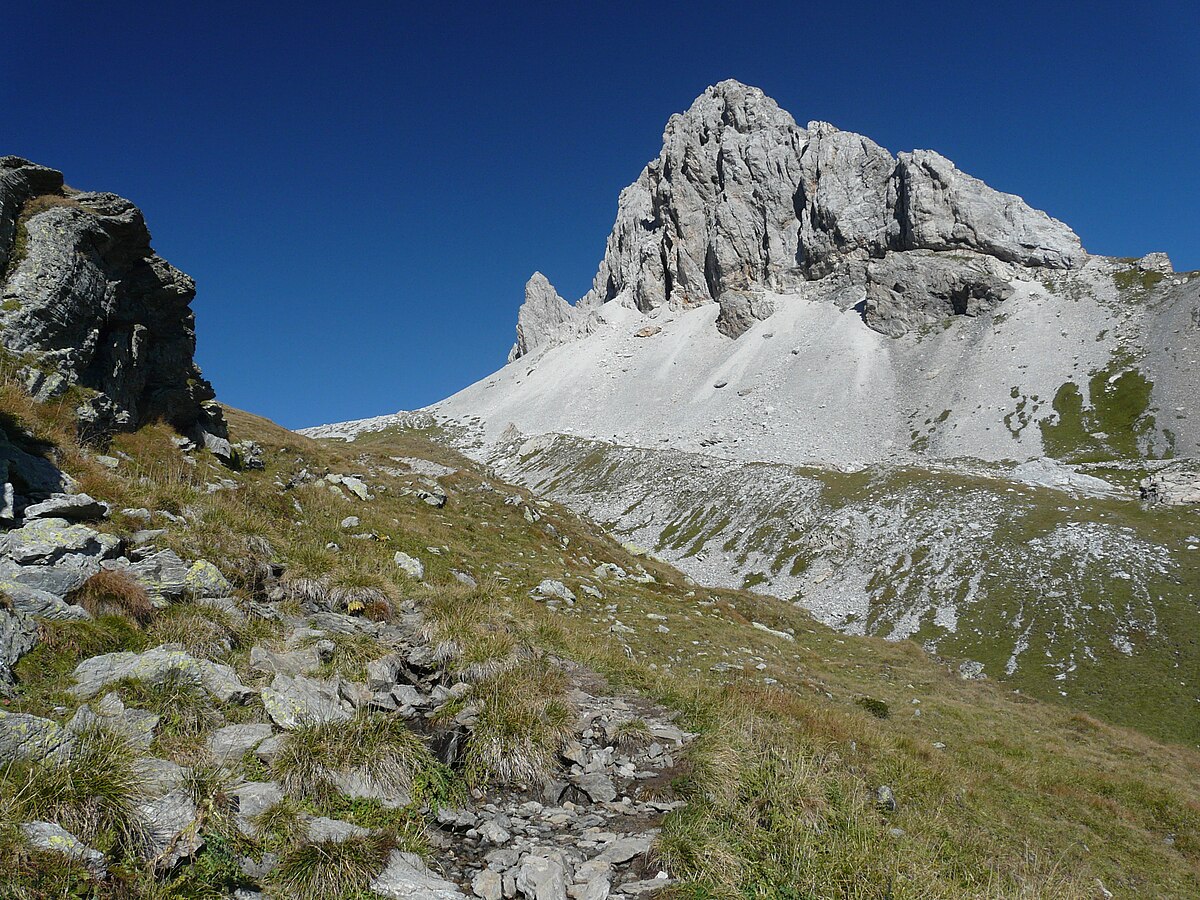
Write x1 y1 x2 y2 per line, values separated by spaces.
310 81 1200 745
1 115 1200 898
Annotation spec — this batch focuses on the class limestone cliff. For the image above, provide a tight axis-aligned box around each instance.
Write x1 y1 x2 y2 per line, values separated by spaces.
509 80 1084 357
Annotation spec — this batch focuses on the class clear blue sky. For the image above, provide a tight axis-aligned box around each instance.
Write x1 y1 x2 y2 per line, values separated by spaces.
4 1 1197 428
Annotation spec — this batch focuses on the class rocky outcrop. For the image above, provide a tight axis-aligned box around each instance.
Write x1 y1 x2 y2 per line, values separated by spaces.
0 156 226 444
508 273 598 361
507 80 1085 356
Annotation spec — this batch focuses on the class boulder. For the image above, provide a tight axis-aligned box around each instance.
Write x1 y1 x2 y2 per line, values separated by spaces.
207 723 274 762
0 157 227 441
305 816 368 843
21 822 106 876
22 493 109 522
0 608 37 695
260 673 354 729
139 789 203 868
0 709 72 763
371 850 468 899
184 559 232 598
128 550 189 604
533 579 576 603
517 853 569 900
71 644 253 703
393 552 424 580
231 781 283 838
0 518 120 565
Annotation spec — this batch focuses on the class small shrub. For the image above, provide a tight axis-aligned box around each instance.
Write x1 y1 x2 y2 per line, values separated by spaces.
273 714 437 806
70 568 154 625
614 718 654 752
855 697 890 720
0 725 149 856
268 830 395 900
462 659 574 787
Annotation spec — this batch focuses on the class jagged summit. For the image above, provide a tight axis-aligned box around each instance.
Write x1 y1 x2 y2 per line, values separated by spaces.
508 80 1083 360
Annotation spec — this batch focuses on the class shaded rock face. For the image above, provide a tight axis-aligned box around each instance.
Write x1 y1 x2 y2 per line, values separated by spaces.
0 156 225 443
508 80 1084 357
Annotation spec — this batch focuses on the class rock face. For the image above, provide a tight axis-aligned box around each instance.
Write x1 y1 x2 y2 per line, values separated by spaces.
0 156 226 443
506 80 1083 358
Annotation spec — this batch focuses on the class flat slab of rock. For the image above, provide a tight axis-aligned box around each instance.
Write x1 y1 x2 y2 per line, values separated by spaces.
21 821 106 875
0 518 119 565
23 493 109 522
139 789 203 868
260 673 354 729
71 644 253 703
184 559 232 598
306 816 368 843
0 709 72 763
249 644 321 677
232 781 284 837
371 850 467 899
208 723 274 762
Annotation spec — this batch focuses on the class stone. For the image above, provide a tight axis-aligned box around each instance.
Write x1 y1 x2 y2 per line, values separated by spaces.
249 644 321 677
0 518 119 565
596 834 654 865
21 822 106 876
306 816 368 843
231 781 283 837
875 785 897 812
0 157 226 441
0 579 90 621
0 709 72 763
452 569 478 588
139 789 203 868
478 818 511 845
863 250 1015 337
207 723 274 762
140 758 187 796
889 149 1084 269
71 644 253 703
329 766 411 808
371 849 469 899
22 492 109 522
260 673 354 729
517 853 569 900
341 516 360 529
577 772 618 803
366 653 403 691
68 694 159 749
0 608 37 694
1136 251 1173 274
533 579 576 603
185 559 232 598
509 272 600 361
714 291 776 339
394 551 425 580
129 549 189 603
472 868 504 900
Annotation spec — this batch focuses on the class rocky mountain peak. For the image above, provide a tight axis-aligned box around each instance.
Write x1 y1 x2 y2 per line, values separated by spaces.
0 156 226 449
508 82 1086 359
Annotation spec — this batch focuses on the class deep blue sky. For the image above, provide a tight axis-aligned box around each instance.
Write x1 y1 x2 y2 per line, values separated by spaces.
4 2 1197 428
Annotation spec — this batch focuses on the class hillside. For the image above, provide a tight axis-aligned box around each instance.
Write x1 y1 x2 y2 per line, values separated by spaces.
308 81 1200 749
0 379 1198 897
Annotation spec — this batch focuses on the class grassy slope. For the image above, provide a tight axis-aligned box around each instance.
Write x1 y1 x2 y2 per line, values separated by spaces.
2 394 1199 897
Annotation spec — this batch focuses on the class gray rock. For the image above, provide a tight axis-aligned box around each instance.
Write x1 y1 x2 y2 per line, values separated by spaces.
371 849 468 899
596 833 654 864
366 653 403 691
0 518 119 565
184 559 232 598
509 272 599 362
249 644 321 677
68 694 159 749
340 516 360 529
577 772 618 803
129 549 189 603
139 757 187 796
139 789 203 868
863 250 1015 337
714 290 776 339
516 853 569 900
0 157 226 442
260 673 354 729
533 579 576 603
1136 251 1173 274
0 709 72 763
21 821 106 876
305 816 368 843
0 579 90 621
329 766 412 808
393 551 425 580
890 149 1084 269
472 868 503 900
207 723 274 762
231 781 283 837
23 493 109 522
875 784 897 812
0 552 102 597
0 608 37 694
71 644 253 703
